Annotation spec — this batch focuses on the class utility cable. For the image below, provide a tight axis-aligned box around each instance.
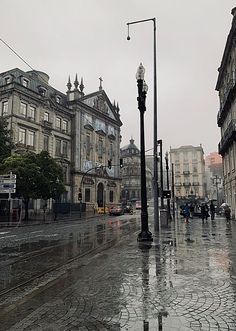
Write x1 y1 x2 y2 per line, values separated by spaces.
0 37 48 85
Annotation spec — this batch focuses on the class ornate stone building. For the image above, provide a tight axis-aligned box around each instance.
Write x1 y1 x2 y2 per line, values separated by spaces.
170 145 206 201
216 7 236 217
0 68 122 211
120 138 152 202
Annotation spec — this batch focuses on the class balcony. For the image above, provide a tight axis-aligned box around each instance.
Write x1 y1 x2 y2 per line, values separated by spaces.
183 182 191 186
192 182 199 186
218 119 236 155
175 183 182 187
217 79 236 126
183 171 190 175
42 120 53 128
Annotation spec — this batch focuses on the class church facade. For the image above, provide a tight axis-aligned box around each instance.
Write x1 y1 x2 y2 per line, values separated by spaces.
0 68 122 211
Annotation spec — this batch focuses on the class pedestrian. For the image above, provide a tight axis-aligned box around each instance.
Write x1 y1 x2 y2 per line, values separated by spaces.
205 203 209 221
189 204 194 219
183 203 190 223
201 203 209 221
225 205 231 222
210 201 215 220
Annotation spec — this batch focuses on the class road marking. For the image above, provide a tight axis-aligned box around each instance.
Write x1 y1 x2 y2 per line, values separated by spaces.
29 230 43 234
0 232 9 235
0 235 17 240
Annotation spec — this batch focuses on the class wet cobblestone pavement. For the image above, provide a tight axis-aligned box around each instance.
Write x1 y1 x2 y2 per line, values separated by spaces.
2 216 236 330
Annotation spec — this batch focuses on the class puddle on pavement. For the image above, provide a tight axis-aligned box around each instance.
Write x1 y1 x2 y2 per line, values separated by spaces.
0 217 139 294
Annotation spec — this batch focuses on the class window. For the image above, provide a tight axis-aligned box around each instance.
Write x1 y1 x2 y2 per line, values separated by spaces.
28 106 35 120
56 96 61 104
62 120 68 132
85 189 90 202
43 135 49 151
44 112 49 122
109 190 114 203
28 131 35 147
193 164 198 173
56 117 61 129
175 164 180 173
20 102 27 117
39 87 46 96
22 79 29 87
84 113 92 126
183 164 189 172
55 139 61 156
86 134 91 160
62 141 68 157
5 77 10 85
62 166 68 183
98 137 103 158
109 143 113 158
2 101 8 116
19 128 26 145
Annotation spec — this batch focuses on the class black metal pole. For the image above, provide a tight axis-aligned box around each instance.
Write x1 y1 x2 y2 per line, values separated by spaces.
126 18 159 232
171 163 175 221
137 77 153 242
165 153 171 220
158 139 164 209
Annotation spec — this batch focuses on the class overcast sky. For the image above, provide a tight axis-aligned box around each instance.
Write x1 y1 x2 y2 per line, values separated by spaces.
1 0 235 156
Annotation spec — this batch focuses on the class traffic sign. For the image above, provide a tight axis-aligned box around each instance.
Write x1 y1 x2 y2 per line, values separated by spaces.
0 179 16 184
0 183 16 189
0 174 16 179
0 188 16 194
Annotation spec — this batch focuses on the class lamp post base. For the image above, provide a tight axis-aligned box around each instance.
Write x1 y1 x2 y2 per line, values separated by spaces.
137 230 153 242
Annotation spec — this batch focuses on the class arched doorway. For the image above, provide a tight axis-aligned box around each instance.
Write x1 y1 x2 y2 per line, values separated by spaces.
97 182 104 207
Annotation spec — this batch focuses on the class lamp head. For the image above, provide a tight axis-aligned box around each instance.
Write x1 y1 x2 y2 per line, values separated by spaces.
136 62 145 81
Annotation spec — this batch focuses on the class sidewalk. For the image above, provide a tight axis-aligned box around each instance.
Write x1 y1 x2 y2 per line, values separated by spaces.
2 216 236 330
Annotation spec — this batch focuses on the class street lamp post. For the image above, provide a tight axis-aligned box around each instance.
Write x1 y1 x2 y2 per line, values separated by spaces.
157 139 164 209
165 152 171 220
171 163 175 220
136 63 153 242
127 17 159 232
54 177 59 221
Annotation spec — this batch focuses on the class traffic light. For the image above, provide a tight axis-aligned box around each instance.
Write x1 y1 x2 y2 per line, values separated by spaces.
78 187 82 201
163 190 171 199
120 158 123 168
108 159 112 169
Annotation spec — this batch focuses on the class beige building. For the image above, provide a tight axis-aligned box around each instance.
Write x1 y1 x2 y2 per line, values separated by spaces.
170 145 206 201
0 68 122 211
216 7 236 218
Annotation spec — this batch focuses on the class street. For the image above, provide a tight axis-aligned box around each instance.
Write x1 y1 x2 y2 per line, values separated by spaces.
0 210 236 330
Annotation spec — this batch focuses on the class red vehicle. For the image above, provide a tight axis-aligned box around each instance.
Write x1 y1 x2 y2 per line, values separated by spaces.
109 205 124 216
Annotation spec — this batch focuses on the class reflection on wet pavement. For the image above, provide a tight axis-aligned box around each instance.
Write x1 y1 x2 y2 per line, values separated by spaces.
2 217 236 330
0 217 139 295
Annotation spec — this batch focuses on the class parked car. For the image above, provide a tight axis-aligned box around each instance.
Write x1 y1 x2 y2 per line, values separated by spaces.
135 201 141 209
109 205 124 216
122 203 133 214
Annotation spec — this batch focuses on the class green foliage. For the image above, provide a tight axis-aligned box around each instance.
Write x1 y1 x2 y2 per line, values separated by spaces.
0 117 14 164
2 151 66 201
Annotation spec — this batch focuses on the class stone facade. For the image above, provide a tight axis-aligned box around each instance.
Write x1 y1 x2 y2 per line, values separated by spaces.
216 7 236 218
120 138 152 202
0 68 122 211
170 145 206 201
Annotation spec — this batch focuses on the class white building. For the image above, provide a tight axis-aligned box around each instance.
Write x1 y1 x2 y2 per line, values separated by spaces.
170 145 206 202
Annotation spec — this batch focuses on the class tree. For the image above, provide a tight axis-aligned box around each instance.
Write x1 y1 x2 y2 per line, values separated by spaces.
0 117 14 164
2 151 65 221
